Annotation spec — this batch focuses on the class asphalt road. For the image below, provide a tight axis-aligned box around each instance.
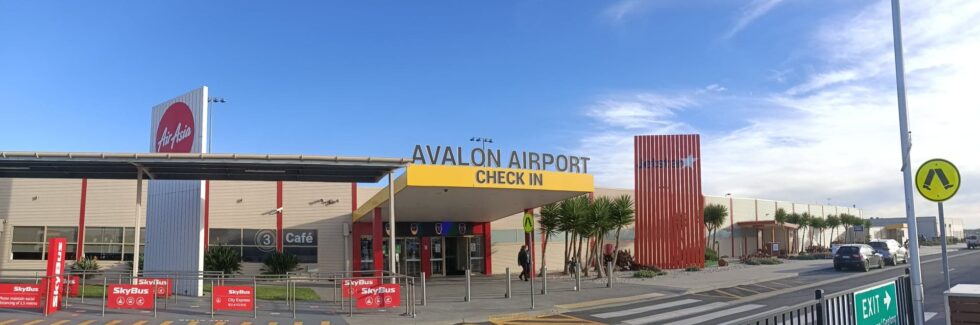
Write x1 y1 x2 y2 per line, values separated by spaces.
567 247 980 325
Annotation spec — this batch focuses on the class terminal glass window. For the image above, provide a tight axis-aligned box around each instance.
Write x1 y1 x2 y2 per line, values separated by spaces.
283 229 317 263
11 226 78 260
209 228 278 263
84 227 143 261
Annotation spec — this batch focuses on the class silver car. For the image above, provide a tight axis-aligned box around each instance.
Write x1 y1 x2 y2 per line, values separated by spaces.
869 239 908 266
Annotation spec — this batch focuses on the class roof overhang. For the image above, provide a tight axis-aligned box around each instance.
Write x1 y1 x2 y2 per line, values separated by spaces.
0 151 409 183
354 164 594 223
735 220 799 229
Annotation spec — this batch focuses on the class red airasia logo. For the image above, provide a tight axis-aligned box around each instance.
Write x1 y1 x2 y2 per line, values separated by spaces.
155 102 195 153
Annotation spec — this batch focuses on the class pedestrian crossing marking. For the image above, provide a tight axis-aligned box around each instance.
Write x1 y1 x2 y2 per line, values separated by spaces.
294 322 303 325
78 321 96 325
241 322 251 325
49 321 70 325
662 304 765 325
187 321 198 325
133 321 148 325
623 302 728 324
0 321 16 325
105 321 121 325
593 299 700 318
493 314 600 324
21 320 43 325
160 322 173 325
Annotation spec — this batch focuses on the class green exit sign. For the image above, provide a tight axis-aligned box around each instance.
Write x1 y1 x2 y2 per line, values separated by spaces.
852 282 899 325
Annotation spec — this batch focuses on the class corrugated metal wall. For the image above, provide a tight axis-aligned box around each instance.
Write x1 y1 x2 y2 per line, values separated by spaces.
144 180 205 296
634 134 705 269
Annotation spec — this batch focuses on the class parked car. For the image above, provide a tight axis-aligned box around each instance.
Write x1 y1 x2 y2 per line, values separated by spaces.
834 244 884 272
869 239 908 266
967 235 979 249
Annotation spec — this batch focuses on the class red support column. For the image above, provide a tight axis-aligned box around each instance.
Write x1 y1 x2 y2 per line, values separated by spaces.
77 178 88 261
484 222 492 275
276 181 283 253
524 209 536 278
421 236 431 278
373 207 383 277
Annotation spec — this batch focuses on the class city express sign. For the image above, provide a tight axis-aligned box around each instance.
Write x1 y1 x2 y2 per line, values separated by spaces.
405 164 594 192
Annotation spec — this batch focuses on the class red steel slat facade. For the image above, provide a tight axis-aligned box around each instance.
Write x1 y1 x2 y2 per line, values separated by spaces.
634 134 704 269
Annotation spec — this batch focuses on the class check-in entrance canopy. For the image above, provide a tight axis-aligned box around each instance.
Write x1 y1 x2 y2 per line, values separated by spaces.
352 164 594 277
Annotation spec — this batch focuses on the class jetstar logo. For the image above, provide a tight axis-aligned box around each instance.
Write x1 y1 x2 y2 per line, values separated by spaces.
13 286 39 293
360 287 397 295
638 154 697 169
155 102 195 153
113 287 149 295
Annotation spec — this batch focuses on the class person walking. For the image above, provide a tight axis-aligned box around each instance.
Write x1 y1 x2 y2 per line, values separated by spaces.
518 245 530 281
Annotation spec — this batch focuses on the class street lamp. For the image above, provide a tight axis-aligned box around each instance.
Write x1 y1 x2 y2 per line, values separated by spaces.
207 97 227 153
469 137 493 151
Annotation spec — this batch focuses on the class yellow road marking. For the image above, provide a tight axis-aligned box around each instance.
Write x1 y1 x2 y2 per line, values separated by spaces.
491 314 600 325
21 321 44 325
0 320 18 325
732 286 760 295
214 322 226 325
187 321 198 325
160 322 173 325
133 321 148 325
49 321 70 325
78 321 96 325
269 322 278 325
105 321 121 325
321 322 330 325
241 322 252 325
294 322 303 325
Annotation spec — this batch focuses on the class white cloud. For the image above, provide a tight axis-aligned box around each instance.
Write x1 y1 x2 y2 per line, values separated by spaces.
601 0 652 24
725 0 785 39
579 0 980 227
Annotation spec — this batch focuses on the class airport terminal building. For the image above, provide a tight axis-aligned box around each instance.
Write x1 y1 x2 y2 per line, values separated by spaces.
0 87 866 281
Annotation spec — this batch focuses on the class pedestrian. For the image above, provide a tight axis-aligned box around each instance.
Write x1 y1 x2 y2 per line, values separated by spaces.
518 245 530 281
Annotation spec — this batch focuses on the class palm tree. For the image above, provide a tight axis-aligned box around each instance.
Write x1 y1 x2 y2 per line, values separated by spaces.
538 202 562 276
809 217 825 248
863 219 872 243
559 195 587 273
839 213 854 243
774 208 788 253
608 195 635 271
826 215 841 244
703 204 728 253
785 212 801 253
798 213 812 252
563 195 591 274
584 196 611 277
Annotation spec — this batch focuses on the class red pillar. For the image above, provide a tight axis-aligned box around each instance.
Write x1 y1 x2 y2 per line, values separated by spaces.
484 222 492 275
372 207 383 277
76 178 88 261
421 236 431 278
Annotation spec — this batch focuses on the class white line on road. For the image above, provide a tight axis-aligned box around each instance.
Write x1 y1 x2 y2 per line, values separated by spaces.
592 299 700 319
925 312 937 321
662 304 765 325
623 302 728 325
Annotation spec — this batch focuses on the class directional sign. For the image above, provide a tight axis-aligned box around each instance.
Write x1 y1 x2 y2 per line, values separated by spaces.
853 282 898 325
523 212 534 233
916 159 960 202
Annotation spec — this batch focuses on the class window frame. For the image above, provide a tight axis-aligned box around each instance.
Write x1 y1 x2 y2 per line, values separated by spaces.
10 226 79 261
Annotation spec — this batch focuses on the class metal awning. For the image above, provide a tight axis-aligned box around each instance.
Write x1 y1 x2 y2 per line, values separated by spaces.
735 220 799 229
0 151 409 183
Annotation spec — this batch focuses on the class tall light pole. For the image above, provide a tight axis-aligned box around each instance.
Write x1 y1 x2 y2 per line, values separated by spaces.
889 0 925 323
207 97 226 153
469 137 493 151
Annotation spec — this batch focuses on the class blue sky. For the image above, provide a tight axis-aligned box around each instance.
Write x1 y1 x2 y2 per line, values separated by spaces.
2 1 979 225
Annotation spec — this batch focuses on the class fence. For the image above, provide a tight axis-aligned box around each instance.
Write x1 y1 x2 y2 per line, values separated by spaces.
731 270 914 325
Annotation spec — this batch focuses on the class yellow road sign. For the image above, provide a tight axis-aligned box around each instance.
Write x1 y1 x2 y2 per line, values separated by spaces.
523 212 534 233
915 158 960 202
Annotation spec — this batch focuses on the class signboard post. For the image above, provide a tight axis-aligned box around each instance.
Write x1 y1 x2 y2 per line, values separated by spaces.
44 237 67 315
853 282 899 325
524 212 534 310
915 158 960 290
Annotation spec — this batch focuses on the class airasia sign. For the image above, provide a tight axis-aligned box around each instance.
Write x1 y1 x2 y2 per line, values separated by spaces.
154 102 196 153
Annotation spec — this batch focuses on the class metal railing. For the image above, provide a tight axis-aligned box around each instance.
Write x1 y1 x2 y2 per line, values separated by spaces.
731 270 914 325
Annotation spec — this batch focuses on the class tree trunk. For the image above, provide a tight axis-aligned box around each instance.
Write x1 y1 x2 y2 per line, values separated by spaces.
576 235 585 276
540 233 548 276
596 235 606 278
563 232 570 274
612 227 622 271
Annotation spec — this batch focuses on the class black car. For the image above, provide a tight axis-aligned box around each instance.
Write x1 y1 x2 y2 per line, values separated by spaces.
833 244 884 272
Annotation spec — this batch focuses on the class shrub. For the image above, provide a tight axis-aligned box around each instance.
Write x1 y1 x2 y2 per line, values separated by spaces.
262 252 300 275
70 257 100 278
633 270 664 278
744 257 783 265
685 266 701 272
705 248 719 261
204 246 242 276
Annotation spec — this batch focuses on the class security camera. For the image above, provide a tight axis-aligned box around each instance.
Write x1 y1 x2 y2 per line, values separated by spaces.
275 207 284 213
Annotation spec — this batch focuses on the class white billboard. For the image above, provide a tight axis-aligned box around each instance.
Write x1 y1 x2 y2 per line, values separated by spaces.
145 86 209 296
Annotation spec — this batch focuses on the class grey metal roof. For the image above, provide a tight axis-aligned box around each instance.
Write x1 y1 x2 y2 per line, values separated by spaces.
0 151 409 183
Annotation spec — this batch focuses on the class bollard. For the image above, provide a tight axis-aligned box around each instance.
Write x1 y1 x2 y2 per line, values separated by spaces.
541 267 548 295
101 277 107 317
333 275 338 303
464 269 472 302
210 279 214 319
574 264 581 291
81 275 86 303
349 280 354 317
529 267 535 310
607 262 613 288
814 289 825 325
411 278 417 318
505 267 512 299
421 272 427 306
292 281 297 319
43 277 49 318
153 283 158 318
405 277 411 315
174 278 179 305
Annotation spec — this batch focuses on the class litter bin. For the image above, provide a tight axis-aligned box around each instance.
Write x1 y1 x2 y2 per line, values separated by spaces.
945 284 980 324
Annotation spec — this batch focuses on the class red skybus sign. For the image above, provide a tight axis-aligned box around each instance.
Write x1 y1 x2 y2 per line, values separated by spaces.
0 284 43 309
342 278 379 298
44 237 67 314
212 286 254 311
66 276 80 297
107 285 154 310
135 278 172 297
355 284 400 309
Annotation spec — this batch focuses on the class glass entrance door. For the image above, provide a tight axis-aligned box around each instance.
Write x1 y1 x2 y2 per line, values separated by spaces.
401 237 421 276
430 237 445 276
